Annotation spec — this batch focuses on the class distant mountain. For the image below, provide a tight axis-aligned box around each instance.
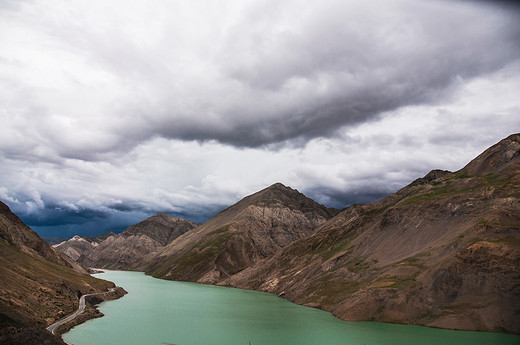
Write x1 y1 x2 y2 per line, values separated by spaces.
0 201 115 345
53 235 95 261
53 232 115 261
143 183 338 284
224 134 520 334
75 214 198 269
81 231 116 244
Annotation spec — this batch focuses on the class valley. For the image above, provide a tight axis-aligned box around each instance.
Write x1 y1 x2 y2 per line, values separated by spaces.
1 134 518 344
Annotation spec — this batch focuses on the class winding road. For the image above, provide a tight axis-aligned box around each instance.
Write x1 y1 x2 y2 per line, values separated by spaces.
46 288 117 335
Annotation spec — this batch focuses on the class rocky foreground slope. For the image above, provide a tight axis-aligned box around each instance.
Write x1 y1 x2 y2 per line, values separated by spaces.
224 134 520 334
0 201 117 345
143 183 338 283
77 213 198 269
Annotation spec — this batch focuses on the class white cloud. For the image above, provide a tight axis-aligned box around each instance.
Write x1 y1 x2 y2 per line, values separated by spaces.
0 0 519 235
1 0 519 154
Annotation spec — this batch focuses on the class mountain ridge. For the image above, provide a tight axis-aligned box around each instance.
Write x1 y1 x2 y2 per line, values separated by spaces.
223 133 520 333
143 183 338 283
74 213 198 270
47 133 520 334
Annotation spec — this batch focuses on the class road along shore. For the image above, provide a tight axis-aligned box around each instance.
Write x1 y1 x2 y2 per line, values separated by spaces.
46 286 127 336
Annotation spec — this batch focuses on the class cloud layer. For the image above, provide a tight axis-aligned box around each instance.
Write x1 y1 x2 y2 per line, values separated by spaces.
0 0 519 236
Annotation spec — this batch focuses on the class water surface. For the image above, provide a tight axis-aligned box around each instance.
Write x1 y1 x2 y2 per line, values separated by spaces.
64 271 519 345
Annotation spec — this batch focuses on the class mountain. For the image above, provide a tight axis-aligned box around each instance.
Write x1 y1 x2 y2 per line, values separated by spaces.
75 213 198 269
0 201 116 345
53 232 116 262
224 134 520 334
144 183 338 284
81 232 116 244
54 236 95 262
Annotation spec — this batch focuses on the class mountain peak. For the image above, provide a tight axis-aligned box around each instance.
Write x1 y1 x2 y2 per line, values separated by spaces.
122 213 198 240
267 182 289 189
256 182 295 197
146 183 338 283
73 214 199 269
225 134 520 334
248 183 337 218
257 182 297 198
461 133 520 176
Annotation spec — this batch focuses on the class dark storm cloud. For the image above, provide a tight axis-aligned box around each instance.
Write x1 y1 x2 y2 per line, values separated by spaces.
143 0 520 148
20 205 108 227
25 203 215 238
13 200 147 238
29 216 133 238
107 201 217 223
6 190 216 238
1 0 519 161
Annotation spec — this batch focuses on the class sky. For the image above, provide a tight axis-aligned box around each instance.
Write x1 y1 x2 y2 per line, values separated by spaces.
1 0 519 238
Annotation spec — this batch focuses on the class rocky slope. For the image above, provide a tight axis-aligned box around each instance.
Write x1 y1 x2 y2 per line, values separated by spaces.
76 213 198 269
0 201 116 345
144 183 338 284
224 134 520 334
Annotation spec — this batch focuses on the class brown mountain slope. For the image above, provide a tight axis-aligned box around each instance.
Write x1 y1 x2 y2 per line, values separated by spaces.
225 134 520 334
76 213 198 269
144 183 338 284
0 202 88 274
0 201 116 345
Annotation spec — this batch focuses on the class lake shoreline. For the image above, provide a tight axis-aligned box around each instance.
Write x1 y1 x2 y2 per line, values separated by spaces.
64 270 520 345
83 269 518 336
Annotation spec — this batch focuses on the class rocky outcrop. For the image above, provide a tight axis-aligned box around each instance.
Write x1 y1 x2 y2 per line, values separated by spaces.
77 213 198 270
144 183 338 284
0 201 117 345
224 134 520 334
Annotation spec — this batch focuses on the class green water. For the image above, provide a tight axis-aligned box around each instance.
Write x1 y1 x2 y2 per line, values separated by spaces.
64 271 519 345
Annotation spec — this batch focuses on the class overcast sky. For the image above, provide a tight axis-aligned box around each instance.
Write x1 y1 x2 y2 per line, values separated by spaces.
1 0 519 237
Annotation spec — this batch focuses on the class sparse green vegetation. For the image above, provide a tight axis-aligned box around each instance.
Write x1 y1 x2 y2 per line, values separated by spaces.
399 170 519 206
477 219 520 231
346 259 372 273
321 237 356 260
390 254 427 269
495 236 520 247
469 237 485 243
481 172 514 189
393 276 417 288
152 229 234 278
450 171 469 179
308 279 361 306
210 224 233 235
400 182 478 206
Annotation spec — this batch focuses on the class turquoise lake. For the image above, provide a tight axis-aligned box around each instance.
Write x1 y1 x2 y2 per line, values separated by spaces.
63 270 519 345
